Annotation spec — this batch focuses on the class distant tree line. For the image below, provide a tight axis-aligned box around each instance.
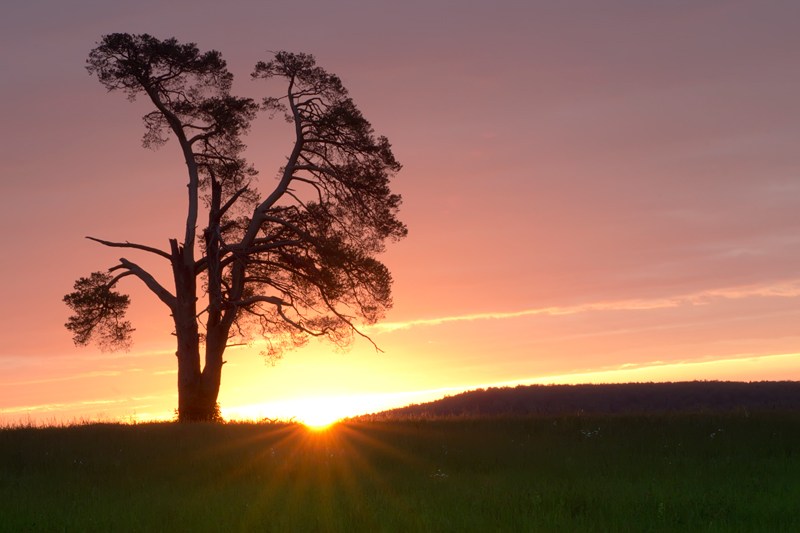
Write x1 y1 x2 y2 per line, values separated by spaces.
373 381 800 418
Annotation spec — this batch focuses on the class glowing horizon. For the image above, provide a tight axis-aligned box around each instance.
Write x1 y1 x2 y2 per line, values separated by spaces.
220 351 800 426
5 350 799 427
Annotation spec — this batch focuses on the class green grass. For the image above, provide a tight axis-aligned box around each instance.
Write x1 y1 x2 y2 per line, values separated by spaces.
2 411 800 532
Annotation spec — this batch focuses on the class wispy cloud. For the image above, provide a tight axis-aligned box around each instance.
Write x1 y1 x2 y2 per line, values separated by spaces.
392 351 800 395
480 351 800 387
0 395 166 416
367 279 800 333
1 371 121 387
0 348 176 367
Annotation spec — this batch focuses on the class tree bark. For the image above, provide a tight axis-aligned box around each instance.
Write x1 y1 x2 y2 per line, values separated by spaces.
170 238 220 421
176 331 226 421
177 369 220 421
174 328 225 421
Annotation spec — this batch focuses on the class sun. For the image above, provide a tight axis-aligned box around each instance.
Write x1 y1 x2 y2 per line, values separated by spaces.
300 410 342 430
225 394 368 429
286 394 370 429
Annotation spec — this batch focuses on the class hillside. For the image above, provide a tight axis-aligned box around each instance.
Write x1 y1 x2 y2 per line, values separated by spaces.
365 381 800 418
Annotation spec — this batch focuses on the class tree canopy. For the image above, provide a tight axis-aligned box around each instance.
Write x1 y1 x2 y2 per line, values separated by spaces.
64 34 406 420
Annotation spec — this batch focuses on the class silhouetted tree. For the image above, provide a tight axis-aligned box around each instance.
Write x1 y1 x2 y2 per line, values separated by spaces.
64 34 406 421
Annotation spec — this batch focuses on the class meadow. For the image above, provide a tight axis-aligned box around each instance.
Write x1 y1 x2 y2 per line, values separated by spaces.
2 411 799 532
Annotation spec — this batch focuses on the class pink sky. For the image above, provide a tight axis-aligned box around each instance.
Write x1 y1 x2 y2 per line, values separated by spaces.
2 1 799 424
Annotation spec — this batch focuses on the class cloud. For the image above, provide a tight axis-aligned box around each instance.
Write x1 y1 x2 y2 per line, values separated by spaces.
1 371 121 387
0 395 165 416
490 352 800 387
368 279 800 333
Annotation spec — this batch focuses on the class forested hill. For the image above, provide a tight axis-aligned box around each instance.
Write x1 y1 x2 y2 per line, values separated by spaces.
365 381 800 418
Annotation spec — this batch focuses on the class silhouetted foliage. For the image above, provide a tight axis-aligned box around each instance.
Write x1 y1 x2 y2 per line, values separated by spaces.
66 34 406 421
373 381 800 418
63 272 133 352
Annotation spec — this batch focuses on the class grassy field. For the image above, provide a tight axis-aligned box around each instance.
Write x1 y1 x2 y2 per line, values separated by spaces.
2 411 800 532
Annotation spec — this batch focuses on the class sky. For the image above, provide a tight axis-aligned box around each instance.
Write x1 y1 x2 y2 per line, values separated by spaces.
1 0 799 425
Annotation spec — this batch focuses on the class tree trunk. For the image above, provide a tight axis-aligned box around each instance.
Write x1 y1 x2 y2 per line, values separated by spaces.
171 237 221 422
178 338 225 422
176 329 222 421
177 369 221 421
177 377 219 421
174 297 227 422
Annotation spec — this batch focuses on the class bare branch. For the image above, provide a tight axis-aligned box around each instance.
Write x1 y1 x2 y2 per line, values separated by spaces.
231 295 288 308
108 270 136 286
293 164 338 179
218 183 251 219
260 215 313 241
110 258 177 311
318 291 383 353
87 237 172 260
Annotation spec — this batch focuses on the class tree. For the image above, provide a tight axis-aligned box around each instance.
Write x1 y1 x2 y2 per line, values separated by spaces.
64 34 407 421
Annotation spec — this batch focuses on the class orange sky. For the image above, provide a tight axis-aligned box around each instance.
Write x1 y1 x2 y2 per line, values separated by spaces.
2 1 799 425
